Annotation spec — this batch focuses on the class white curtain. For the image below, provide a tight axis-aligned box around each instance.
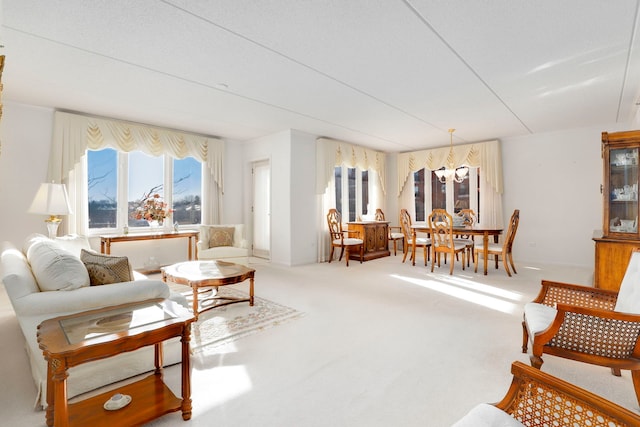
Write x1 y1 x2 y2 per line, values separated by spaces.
48 111 225 234
397 139 504 227
316 137 386 196
316 137 386 262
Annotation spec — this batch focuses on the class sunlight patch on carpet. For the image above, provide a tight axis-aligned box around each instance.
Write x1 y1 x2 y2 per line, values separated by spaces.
189 287 304 354
391 274 520 314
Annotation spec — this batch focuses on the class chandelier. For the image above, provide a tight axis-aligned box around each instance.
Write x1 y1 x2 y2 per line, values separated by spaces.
434 128 468 183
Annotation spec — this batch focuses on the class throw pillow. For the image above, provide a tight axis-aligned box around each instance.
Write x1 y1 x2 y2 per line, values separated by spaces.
209 227 235 248
80 249 133 286
26 239 90 291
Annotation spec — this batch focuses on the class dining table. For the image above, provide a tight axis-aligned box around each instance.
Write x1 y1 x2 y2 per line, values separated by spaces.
410 222 503 275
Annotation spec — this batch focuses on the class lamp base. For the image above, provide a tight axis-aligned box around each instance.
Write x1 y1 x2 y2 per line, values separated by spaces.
45 217 62 239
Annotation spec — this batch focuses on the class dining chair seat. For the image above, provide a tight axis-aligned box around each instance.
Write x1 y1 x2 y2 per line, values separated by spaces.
334 237 364 246
390 231 404 240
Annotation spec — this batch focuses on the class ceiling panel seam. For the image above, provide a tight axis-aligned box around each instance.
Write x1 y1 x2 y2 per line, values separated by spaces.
161 0 443 132
616 0 640 122
4 25 409 148
402 0 532 134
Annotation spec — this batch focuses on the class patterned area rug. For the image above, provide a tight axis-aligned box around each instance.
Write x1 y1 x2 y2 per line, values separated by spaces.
182 286 304 354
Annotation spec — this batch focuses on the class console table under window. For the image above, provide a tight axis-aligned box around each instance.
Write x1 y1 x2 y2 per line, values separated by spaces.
100 231 199 265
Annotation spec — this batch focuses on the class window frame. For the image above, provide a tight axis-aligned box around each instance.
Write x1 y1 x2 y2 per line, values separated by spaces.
86 149 203 235
414 167 479 221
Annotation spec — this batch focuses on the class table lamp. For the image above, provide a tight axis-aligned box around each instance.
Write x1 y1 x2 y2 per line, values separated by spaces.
28 182 73 238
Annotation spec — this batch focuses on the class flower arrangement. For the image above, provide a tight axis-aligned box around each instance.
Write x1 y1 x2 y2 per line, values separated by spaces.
133 193 171 224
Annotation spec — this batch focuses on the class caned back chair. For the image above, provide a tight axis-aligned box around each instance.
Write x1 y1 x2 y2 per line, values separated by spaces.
474 209 519 276
399 209 430 265
428 209 466 275
326 209 363 267
453 361 640 426
522 248 640 406
374 208 404 256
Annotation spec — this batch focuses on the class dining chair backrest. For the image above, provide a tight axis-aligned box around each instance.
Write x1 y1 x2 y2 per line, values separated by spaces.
429 209 454 248
399 209 412 239
327 209 344 241
505 209 520 250
457 209 477 227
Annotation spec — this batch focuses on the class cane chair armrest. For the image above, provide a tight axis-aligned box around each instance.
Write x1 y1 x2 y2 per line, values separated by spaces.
494 361 640 426
533 280 618 311
535 303 640 362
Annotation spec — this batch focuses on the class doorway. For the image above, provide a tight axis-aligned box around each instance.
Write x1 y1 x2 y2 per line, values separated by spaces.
252 160 270 259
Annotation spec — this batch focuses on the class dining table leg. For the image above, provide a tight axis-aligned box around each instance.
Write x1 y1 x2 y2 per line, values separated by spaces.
483 232 489 275
411 228 417 266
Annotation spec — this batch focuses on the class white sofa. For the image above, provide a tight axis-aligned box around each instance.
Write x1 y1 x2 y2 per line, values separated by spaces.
0 234 186 409
196 224 250 266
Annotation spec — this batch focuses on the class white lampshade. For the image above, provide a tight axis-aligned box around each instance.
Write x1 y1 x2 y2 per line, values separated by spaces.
28 183 72 216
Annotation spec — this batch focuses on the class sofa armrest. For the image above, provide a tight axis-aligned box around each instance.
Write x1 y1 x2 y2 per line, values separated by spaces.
13 279 170 317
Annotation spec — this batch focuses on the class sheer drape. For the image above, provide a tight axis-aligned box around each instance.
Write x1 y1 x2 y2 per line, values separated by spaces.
48 111 224 234
397 140 504 227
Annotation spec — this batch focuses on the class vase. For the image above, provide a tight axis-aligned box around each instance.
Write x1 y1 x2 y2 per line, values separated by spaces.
147 220 162 229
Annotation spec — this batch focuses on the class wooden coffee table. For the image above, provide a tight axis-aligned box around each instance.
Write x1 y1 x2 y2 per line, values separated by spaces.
162 260 256 321
37 299 194 427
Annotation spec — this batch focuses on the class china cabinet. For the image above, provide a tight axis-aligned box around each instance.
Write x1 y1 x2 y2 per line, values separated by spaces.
594 130 640 290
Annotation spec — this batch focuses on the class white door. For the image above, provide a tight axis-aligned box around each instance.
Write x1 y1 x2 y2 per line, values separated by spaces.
252 160 270 259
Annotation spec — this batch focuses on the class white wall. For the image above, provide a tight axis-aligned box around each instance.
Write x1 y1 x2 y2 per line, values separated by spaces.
0 101 54 245
501 123 629 268
241 129 317 266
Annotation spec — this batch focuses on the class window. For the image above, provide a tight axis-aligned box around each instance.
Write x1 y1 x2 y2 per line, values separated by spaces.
87 149 202 231
87 149 117 228
414 168 480 220
334 166 370 221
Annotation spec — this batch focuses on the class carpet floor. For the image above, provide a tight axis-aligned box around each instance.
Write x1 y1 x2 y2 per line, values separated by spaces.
1 255 638 426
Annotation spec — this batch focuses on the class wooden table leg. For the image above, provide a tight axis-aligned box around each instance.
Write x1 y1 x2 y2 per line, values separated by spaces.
51 358 69 427
181 326 192 420
249 276 254 306
483 232 489 275
191 284 199 321
412 228 417 266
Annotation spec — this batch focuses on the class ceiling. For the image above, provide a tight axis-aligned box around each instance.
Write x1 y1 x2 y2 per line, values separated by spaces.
3 0 640 153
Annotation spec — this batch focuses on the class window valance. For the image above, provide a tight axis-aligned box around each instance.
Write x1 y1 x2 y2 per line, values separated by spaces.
48 111 225 191
396 139 503 196
316 137 386 195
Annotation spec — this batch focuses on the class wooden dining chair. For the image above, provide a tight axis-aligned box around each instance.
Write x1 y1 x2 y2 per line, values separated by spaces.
474 209 519 276
428 209 466 274
399 209 430 265
326 209 363 267
374 208 404 256
454 209 477 266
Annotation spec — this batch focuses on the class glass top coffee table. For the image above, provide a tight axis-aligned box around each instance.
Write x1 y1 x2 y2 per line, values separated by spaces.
161 260 256 321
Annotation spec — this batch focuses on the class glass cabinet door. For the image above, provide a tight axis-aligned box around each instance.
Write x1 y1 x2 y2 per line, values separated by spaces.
608 147 638 235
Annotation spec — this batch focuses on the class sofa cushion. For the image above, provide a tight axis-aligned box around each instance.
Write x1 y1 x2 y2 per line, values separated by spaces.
54 234 92 258
524 302 557 335
26 239 90 292
80 249 133 286
615 250 640 314
209 226 235 248
452 403 525 427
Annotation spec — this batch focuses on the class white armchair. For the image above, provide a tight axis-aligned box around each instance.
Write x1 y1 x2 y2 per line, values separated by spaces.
196 224 250 266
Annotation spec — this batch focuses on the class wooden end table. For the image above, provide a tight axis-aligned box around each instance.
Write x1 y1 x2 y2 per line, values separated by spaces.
162 260 256 321
37 299 195 427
